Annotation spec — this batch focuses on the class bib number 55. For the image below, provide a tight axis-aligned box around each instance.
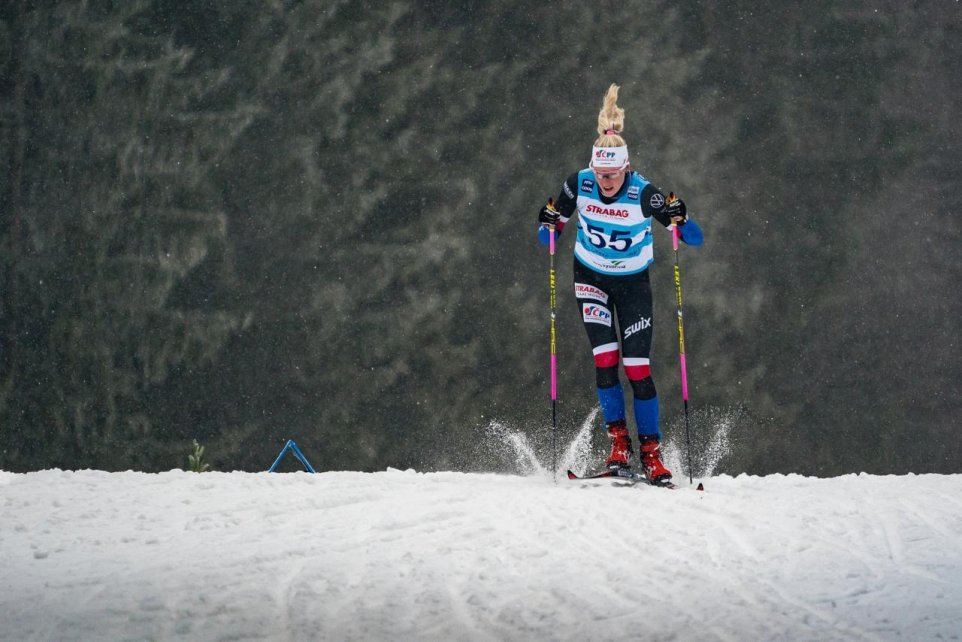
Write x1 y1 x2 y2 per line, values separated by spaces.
585 224 634 252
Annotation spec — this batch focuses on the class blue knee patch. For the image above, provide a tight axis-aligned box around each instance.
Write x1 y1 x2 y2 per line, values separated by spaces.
634 395 660 439
596 384 625 424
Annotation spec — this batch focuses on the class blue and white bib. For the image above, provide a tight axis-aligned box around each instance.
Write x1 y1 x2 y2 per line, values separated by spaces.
574 170 654 275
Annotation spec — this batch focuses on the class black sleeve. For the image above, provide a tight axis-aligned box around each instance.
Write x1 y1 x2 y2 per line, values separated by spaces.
554 173 580 220
642 183 674 228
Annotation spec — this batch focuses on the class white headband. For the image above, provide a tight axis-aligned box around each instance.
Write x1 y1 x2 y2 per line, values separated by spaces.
590 145 629 169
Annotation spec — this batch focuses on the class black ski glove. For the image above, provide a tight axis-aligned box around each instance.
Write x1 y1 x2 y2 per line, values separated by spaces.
538 198 560 225
665 192 688 224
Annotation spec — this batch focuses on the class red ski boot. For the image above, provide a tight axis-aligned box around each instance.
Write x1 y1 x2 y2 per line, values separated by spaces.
639 436 672 483
605 421 633 470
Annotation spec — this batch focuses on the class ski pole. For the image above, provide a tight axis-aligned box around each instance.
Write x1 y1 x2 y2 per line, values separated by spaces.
547 199 559 475
669 193 694 485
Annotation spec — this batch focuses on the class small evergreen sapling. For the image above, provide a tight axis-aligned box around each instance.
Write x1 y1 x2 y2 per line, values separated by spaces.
188 440 210 473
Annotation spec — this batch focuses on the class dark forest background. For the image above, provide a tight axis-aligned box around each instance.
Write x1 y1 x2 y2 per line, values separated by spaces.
1 1 959 475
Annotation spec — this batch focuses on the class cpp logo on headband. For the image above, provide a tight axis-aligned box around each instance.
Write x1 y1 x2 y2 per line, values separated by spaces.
591 145 629 169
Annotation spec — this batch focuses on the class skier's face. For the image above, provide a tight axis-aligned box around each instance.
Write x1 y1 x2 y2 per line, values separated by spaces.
593 166 627 197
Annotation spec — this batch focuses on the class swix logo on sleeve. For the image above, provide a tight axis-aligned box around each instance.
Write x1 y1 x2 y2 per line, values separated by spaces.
574 283 608 304
582 304 612 326
585 204 629 218
563 181 574 198
623 317 652 339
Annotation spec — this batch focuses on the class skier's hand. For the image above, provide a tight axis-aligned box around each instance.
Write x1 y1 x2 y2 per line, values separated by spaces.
538 198 560 226
665 192 688 224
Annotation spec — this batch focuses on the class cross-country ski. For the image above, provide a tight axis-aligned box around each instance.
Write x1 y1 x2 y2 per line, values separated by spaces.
566 467 677 488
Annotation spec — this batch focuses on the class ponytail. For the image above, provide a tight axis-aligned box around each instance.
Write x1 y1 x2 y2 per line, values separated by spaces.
590 84 629 169
595 83 626 147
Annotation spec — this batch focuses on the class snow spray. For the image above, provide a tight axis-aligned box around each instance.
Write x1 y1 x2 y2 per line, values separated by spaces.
663 405 740 478
481 407 600 479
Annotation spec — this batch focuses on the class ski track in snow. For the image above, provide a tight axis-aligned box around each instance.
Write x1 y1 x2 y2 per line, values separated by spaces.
1 469 961 641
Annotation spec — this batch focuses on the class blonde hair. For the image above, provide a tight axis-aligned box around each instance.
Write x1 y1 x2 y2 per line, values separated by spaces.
594 83 626 147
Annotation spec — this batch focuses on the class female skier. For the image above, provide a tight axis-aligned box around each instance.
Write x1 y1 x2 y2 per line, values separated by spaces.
537 84 703 483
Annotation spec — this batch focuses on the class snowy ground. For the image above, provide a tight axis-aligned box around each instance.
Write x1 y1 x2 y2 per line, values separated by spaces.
2 465 962 641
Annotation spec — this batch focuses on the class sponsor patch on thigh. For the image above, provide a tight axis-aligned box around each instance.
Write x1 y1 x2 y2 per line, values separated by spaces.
582 303 612 326
574 282 608 304
623 316 651 339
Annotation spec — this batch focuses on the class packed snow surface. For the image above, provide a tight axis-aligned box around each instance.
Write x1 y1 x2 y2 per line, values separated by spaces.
2 468 961 641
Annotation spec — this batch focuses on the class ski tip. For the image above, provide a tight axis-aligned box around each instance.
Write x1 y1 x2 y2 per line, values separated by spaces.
697 482 705 491
566 470 578 480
